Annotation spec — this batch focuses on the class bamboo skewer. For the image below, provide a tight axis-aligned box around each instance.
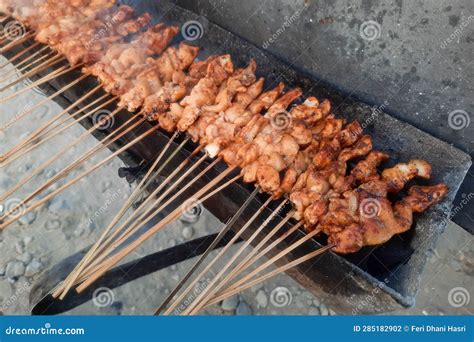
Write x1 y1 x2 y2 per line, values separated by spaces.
77 148 208 279
1 89 112 165
81 152 209 277
0 107 131 207
155 187 260 315
0 124 158 230
62 155 222 293
80 137 194 264
0 41 40 70
193 212 298 311
75 168 238 294
2 95 118 166
183 199 289 315
164 195 272 315
0 106 124 202
0 50 55 83
0 26 31 41
201 222 323 309
55 131 181 299
0 46 50 80
0 51 59 88
205 244 335 308
81 135 189 261
0 62 80 104
1 54 65 91
219 217 302 288
3 113 142 211
0 54 66 93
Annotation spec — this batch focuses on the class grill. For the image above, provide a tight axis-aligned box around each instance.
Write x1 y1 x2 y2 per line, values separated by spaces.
0 0 471 314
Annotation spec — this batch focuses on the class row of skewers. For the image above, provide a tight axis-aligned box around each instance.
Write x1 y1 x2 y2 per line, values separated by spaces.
0 0 449 314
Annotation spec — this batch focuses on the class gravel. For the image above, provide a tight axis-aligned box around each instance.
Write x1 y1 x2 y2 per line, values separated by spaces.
450 260 462 272
23 236 33 245
255 289 268 308
17 252 32 264
319 303 329 316
18 212 36 225
44 169 56 178
236 300 253 316
14 240 25 254
0 281 13 303
24 259 43 277
182 226 194 240
221 295 239 311
48 197 70 212
312 298 321 307
5 261 25 278
44 219 61 230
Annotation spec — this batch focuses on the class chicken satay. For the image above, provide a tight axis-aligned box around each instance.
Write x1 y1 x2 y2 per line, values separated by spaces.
316 153 442 253
275 98 335 198
2 0 115 27
288 118 369 225
142 56 218 119
236 88 305 193
351 151 389 184
148 56 219 132
35 4 134 47
176 55 234 132
60 12 151 66
381 159 432 193
327 181 448 253
202 77 265 157
185 61 259 154
83 23 179 95
218 82 285 167
264 87 302 118
118 43 200 112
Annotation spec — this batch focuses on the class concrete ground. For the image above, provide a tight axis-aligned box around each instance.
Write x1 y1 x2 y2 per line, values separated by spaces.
0 72 472 315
